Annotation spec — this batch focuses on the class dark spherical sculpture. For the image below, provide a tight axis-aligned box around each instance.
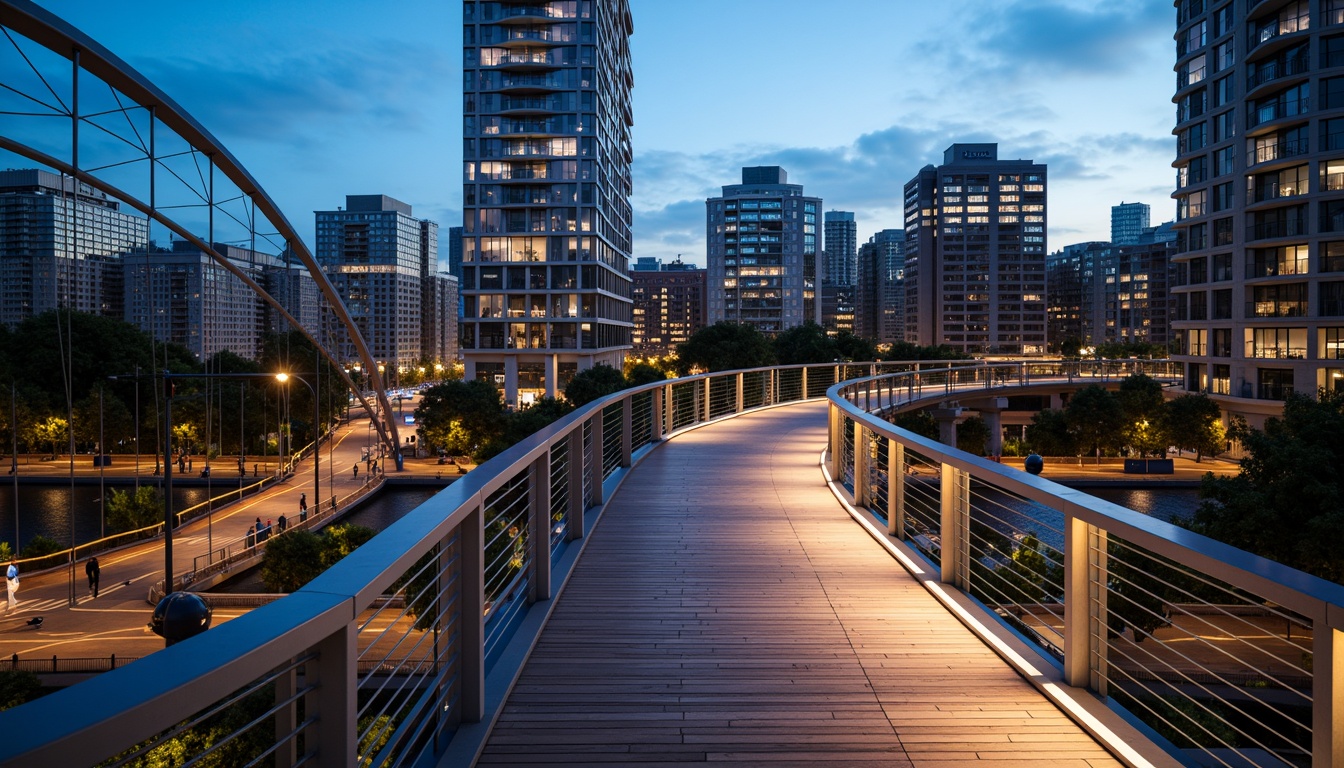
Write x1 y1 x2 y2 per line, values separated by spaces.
1024 454 1044 476
150 592 213 645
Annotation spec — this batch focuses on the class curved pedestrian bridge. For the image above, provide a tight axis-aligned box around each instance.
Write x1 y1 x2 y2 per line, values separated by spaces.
3 361 1339 768
475 401 1123 766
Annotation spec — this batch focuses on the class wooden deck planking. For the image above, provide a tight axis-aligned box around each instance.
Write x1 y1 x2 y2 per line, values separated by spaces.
476 402 1119 767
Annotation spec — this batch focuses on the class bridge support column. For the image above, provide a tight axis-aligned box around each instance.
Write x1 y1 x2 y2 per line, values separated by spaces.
929 405 964 449
888 440 904 537
974 397 1008 456
939 464 970 587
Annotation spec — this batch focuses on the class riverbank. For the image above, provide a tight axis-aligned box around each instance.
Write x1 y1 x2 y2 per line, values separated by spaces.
995 455 1237 489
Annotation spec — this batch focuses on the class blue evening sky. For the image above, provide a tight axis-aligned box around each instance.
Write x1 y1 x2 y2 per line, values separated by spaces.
19 0 1175 268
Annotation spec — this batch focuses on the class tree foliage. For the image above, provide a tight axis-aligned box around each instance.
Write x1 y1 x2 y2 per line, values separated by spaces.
773 323 837 365
260 523 377 593
0 670 41 711
956 415 991 456
1065 385 1125 462
882 341 970 361
1166 393 1226 461
106 486 164 533
1117 373 1169 457
675 322 775 374
1186 390 1344 582
624 362 667 387
563 363 628 407
414 379 507 460
1025 408 1075 457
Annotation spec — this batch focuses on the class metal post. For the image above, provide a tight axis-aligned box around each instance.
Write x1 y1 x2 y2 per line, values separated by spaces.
1313 621 1344 766
529 452 552 601
939 464 969 587
801 366 808 399
888 440 904 537
311 625 356 764
1062 510 1090 688
461 505 485 722
566 427 584 540
620 397 632 468
587 413 604 507
853 423 867 509
162 375 174 598
702 376 711 422
651 386 664 442
735 372 744 414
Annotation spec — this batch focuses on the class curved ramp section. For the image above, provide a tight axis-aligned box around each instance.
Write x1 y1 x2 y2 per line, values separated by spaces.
478 402 1120 766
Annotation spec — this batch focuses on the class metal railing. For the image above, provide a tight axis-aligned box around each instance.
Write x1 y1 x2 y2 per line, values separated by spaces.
3 360 967 766
827 363 1344 768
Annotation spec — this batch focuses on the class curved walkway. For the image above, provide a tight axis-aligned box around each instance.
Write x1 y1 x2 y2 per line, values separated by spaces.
478 401 1121 767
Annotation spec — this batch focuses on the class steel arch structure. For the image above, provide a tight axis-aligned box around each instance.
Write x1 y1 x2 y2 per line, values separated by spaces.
0 0 403 458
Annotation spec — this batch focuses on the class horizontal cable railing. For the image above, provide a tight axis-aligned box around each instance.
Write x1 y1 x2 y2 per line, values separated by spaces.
828 361 1344 768
1 360 907 766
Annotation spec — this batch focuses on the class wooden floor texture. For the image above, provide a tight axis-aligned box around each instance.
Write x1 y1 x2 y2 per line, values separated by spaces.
477 402 1121 767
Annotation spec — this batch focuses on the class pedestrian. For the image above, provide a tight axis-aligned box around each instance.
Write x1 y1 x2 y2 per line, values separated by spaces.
6 559 18 610
246 524 255 548
299 493 307 513
255 516 262 532
353 463 359 479
86 556 100 598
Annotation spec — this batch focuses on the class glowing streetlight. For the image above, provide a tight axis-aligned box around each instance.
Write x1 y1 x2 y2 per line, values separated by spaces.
276 372 320 516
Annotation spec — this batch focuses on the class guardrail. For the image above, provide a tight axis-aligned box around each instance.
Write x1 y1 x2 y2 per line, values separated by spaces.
827 363 1344 768
1 358 1250 767
4 360 951 766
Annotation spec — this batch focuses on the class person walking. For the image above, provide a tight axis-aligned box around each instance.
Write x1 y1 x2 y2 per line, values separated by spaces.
86 556 101 598
299 493 308 514
6 559 18 610
353 463 359 479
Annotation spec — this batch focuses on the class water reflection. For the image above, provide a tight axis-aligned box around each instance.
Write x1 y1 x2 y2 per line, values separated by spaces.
0 485 211 551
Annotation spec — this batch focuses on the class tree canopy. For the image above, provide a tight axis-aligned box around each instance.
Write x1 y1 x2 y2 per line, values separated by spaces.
563 364 628 407
1186 390 1344 583
675 322 775 375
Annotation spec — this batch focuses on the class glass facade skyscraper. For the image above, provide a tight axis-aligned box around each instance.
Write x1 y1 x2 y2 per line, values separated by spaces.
460 0 635 406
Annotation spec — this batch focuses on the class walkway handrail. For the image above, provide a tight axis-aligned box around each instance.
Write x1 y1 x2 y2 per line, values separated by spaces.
826 366 1344 768
0 360 886 766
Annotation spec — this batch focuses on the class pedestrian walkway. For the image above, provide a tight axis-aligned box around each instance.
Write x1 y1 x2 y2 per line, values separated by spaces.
477 402 1124 767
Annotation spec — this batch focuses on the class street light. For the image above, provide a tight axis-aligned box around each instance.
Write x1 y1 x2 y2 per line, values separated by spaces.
275 372 320 519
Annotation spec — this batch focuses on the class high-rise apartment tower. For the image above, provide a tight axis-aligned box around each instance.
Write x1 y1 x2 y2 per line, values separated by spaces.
706 166 821 334
903 144 1048 355
1171 0 1344 424
823 210 857 286
460 0 635 406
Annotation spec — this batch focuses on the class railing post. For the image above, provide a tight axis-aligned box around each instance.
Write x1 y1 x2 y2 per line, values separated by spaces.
274 662 297 768
735 372 744 414
828 404 844 480
801 366 808 399
1312 617 1344 766
663 383 674 434
620 397 633 468
939 464 969 587
566 428 584 540
651 386 664 442
768 368 776 404
530 450 552 601
461 505 485 721
310 624 356 765
1062 510 1089 688
888 440 904 537
702 377 711 421
853 423 867 508
1090 526 1109 696
588 413 604 506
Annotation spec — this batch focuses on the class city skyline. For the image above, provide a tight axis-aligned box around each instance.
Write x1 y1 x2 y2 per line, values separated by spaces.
11 0 1177 268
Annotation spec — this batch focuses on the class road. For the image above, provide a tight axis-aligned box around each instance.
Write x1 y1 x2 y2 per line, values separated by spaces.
0 395 467 664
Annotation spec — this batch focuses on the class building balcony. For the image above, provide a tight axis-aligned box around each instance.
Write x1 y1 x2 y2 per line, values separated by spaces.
1247 97 1309 131
487 5 578 23
1246 300 1308 317
1246 217 1307 241
1247 10 1311 55
1249 136 1310 167
1245 53 1310 100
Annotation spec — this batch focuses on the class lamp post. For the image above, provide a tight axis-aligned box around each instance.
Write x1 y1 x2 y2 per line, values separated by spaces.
276 373 320 516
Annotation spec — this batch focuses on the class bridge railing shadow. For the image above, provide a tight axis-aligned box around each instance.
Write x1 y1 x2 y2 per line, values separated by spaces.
829 364 1344 768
